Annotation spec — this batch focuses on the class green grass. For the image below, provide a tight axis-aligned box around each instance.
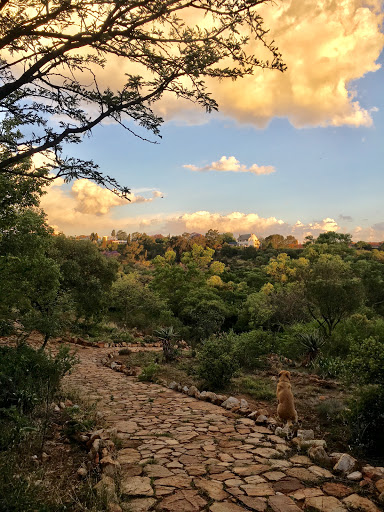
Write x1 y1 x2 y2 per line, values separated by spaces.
234 376 275 401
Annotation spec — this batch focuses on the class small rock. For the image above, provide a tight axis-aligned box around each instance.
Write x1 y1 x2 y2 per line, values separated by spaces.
297 429 314 440
255 415 268 424
347 471 362 481
94 476 116 500
182 385 189 394
375 479 384 493
77 467 87 479
240 399 249 410
222 397 241 409
205 391 218 402
199 391 208 400
292 438 326 451
275 426 289 438
333 453 357 474
108 504 122 512
362 465 384 481
308 445 332 467
168 381 178 390
187 385 199 397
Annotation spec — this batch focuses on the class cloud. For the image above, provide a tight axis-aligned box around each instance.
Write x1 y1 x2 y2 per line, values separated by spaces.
152 0 384 128
183 156 275 175
339 214 353 222
372 221 384 231
40 181 384 242
70 179 163 215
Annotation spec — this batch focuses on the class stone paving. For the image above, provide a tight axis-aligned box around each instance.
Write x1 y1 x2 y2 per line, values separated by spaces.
65 346 381 512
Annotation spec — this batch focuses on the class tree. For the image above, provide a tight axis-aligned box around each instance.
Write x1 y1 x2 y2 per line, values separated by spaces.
0 1 285 194
116 230 128 241
304 254 364 336
90 232 99 242
0 207 71 348
110 273 172 329
51 236 118 322
205 229 223 249
315 232 352 245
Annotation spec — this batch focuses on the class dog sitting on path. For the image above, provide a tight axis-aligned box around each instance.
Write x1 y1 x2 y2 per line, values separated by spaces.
276 370 298 426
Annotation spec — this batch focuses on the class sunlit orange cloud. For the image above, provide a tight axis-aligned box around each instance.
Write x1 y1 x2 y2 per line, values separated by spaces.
154 0 384 128
40 181 384 241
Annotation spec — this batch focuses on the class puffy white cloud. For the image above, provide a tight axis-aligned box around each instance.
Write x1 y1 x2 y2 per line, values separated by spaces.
183 156 275 175
70 179 163 215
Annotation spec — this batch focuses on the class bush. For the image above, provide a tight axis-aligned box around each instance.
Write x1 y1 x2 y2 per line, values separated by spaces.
312 356 346 379
345 336 384 385
0 319 14 336
197 336 238 390
232 330 274 369
0 344 76 449
138 362 160 382
110 330 134 343
347 385 384 457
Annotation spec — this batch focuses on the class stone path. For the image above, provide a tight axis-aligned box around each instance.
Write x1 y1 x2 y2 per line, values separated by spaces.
65 346 381 512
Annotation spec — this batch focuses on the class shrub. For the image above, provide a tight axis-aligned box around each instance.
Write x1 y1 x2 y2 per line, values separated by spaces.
312 356 346 379
138 362 160 382
0 319 14 336
345 336 384 385
296 330 325 366
197 336 238 390
0 344 76 449
232 330 274 369
155 326 179 363
347 385 384 457
111 330 134 343
118 348 132 356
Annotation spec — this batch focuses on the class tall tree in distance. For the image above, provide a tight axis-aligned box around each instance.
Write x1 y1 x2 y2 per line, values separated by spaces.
0 0 285 195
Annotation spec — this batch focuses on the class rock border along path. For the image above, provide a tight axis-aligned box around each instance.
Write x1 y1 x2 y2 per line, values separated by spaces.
65 345 382 512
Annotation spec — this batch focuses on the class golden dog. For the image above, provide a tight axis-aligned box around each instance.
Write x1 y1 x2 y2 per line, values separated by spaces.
276 370 298 425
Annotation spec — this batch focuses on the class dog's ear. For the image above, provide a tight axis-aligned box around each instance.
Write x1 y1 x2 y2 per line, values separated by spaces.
286 371 291 380
278 370 284 377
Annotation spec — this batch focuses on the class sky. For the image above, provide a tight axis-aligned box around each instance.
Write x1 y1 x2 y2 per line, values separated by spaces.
40 0 384 242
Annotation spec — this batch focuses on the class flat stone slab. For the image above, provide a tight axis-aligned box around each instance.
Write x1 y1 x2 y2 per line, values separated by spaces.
322 482 353 498
241 483 275 497
237 495 267 511
144 464 174 478
155 476 192 488
304 496 346 512
210 503 248 512
342 494 381 512
268 495 302 512
120 476 154 497
121 498 156 512
194 479 228 501
160 490 207 512
273 477 304 493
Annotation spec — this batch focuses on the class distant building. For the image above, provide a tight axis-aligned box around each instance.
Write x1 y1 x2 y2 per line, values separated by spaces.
237 234 260 248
